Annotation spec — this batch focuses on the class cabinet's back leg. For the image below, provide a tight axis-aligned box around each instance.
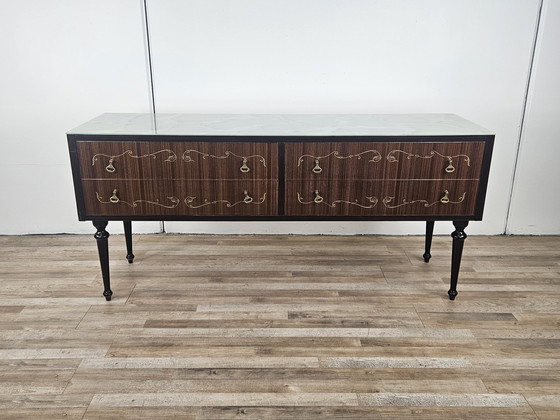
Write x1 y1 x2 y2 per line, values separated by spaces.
423 220 435 262
123 221 134 263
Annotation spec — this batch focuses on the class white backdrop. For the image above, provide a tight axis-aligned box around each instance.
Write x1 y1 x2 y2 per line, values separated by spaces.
0 0 159 235
507 0 560 234
0 0 557 236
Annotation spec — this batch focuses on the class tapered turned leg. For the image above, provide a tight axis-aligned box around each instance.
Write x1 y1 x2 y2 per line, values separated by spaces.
123 221 134 263
449 220 469 300
93 220 112 301
423 220 435 263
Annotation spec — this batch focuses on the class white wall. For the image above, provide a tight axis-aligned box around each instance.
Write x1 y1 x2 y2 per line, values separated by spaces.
0 0 556 236
147 0 541 235
507 0 560 234
0 0 160 234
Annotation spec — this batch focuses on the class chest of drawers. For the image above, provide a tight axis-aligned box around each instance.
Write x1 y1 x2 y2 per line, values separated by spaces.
68 114 494 301
76 141 278 217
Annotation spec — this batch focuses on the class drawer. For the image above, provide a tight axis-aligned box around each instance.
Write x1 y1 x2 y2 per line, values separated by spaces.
285 142 485 180
81 180 277 216
285 179 479 217
77 141 179 179
286 142 385 180
77 142 277 180
384 142 485 180
181 142 277 180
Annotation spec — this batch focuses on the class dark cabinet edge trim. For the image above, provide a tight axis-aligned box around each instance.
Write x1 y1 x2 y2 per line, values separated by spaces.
83 215 481 222
473 133 494 219
68 134 494 143
70 135 492 223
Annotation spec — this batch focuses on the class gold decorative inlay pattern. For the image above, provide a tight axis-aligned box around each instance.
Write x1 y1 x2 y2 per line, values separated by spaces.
297 191 378 209
96 190 180 209
382 190 466 209
386 150 470 173
92 150 177 173
185 191 266 209
297 150 382 174
182 150 266 173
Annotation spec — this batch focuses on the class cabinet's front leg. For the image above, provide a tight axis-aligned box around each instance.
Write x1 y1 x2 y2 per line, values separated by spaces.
123 221 134 263
449 220 469 300
423 220 435 263
93 220 112 301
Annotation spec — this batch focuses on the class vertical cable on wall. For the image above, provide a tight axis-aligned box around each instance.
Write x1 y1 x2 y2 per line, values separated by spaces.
504 0 544 233
142 0 164 232
142 0 157 114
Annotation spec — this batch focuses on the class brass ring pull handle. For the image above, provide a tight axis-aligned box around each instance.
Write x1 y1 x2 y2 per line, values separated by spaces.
312 159 322 174
240 159 250 173
243 190 253 204
109 189 120 203
105 158 116 173
313 190 324 204
440 190 450 204
445 159 455 173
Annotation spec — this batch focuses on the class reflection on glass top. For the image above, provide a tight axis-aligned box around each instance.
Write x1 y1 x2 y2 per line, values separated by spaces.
67 113 493 136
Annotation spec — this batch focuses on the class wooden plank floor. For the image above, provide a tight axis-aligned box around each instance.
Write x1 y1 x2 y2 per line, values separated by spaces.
0 233 559 419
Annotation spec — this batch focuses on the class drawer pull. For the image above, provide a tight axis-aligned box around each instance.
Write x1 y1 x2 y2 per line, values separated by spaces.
313 190 324 203
440 190 450 204
106 159 116 173
312 160 322 174
243 190 254 204
109 189 120 203
240 159 251 173
445 160 455 173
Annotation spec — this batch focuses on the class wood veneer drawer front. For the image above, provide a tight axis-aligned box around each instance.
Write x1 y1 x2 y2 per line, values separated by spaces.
181 142 277 180
285 179 479 216
285 142 485 180
384 142 485 180
286 142 384 180
81 180 277 216
76 142 277 180
77 141 177 179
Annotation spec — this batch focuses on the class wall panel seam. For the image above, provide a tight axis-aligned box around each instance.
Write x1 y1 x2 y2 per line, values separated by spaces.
142 0 163 233
143 0 156 114
505 0 544 234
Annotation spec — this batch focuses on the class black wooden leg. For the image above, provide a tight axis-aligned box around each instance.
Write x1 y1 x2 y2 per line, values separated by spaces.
123 221 134 263
423 220 435 263
93 220 113 301
449 220 469 300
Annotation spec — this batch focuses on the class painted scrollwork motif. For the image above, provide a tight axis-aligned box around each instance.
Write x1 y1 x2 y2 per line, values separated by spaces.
386 150 470 173
96 190 180 209
182 150 266 173
382 191 466 209
297 150 382 174
184 191 266 209
92 150 177 173
297 191 378 209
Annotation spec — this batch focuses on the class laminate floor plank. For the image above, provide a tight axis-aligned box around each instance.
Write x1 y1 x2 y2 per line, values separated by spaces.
194 406 539 420
525 395 560 420
0 233 558 419
64 378 489 395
